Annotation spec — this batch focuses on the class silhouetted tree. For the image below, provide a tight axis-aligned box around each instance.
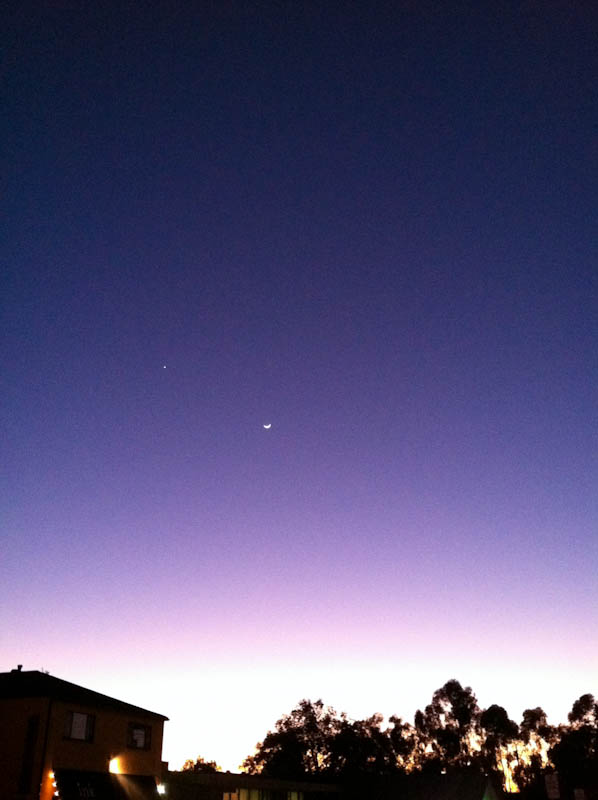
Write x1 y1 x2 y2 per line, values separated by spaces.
181 756 221 772
412 709 432 771
329 713 397 778
243 701 416 781
388 715 417 771
242 699 341 779
550 694 598 788
568 694 598 728
416 679 480 770
513 707 553 791
520 707 553 744
479 704 518 777
239 681 598 792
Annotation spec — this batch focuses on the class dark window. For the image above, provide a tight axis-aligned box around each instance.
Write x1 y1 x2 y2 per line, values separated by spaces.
64 711 95 742
127 722 152 750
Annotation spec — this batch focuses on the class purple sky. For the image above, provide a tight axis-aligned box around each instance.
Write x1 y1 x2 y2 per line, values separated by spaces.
2 1 597 770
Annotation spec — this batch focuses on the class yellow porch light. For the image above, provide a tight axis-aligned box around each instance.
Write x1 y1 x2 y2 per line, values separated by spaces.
109 757 121 774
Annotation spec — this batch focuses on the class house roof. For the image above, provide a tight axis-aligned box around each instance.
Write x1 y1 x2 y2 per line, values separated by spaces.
0 669 168 721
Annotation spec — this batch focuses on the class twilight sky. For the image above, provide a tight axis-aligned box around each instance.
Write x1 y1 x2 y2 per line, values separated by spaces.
2 0 597 771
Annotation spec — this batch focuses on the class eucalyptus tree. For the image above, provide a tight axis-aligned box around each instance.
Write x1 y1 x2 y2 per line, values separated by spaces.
415 679 480 769
550 694 598 787
329 713 397 778
513 707 553 790
242 699 341 779
479 704 519 777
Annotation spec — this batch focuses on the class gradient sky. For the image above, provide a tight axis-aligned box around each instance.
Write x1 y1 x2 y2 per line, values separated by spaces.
2 0 597 772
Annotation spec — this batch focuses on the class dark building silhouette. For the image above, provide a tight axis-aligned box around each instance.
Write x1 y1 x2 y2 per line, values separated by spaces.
164 769 507 800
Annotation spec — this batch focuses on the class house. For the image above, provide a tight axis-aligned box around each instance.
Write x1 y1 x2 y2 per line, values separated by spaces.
391 771 504 800
0 666 168 800
165 769 343 800
163 768 503 800
341 769 506 800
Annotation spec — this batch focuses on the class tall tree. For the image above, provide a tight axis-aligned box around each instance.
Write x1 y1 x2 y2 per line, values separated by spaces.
568 694 598 728
479 704 519 779
329 713 397 779
513 707 553 791
242 699 341 779
520 708 552 744
416 679 480 769
550 694 598 788
388 715 417 771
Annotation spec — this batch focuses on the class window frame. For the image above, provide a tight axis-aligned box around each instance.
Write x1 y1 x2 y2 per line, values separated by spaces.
127 721 152 751
63 711 95 742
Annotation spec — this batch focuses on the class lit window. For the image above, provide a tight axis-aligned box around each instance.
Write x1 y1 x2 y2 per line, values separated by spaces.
127 722 152 750
64 711 95 742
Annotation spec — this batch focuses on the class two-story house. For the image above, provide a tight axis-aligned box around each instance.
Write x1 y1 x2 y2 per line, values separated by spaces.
0 666 168 800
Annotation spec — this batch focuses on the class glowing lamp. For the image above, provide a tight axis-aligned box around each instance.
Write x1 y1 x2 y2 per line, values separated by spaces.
157 785 166 795
109 757 121 774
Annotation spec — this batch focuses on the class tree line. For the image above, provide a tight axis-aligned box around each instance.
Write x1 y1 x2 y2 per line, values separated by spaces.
183 679 598 794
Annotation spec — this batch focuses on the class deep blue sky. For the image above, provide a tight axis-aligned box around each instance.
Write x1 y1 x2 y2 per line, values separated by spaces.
2 0 597 769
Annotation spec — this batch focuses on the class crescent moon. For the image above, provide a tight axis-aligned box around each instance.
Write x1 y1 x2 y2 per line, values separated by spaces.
263 423 272 429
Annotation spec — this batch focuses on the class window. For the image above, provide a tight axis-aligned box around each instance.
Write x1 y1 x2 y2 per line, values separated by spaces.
127 722 152 750
64 711 95 742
